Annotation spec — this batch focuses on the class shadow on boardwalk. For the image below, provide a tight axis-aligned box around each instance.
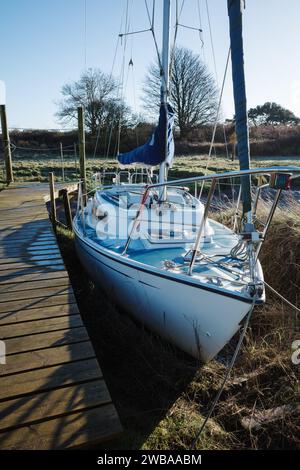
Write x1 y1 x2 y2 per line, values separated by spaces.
0 216 120 449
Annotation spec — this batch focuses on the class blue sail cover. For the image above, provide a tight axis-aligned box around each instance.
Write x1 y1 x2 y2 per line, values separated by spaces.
118 103 175 167
228 0 251 214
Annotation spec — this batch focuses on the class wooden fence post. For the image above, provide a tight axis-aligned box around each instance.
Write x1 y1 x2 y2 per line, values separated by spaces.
60 142 65 182
74 142 78 177
77 106 86 197
49 172 57 233
0 105 13 183
61 189 73 231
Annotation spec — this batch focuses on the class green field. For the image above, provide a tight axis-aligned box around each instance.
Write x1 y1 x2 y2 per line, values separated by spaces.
1 154 300 190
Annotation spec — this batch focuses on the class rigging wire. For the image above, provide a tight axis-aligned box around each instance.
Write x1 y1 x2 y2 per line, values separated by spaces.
93 0 128 160
198 0 232 199
104 0 131 160
196 0 205 61
205 0 218 82
116 0 132 157
92 36 121 159
172 0 186 54
106 0 166 160
127 42 140 147
84 0 87 70
198 47 231 199
94 0 130 159
171 0 229 197
144 0 166 89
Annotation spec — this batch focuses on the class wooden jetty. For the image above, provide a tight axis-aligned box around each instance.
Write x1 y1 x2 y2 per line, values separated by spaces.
0 182 122 449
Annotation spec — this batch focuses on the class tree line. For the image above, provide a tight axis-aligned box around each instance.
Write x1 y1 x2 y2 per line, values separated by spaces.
6 121 300 159
57 45 300 146
2 46 299 158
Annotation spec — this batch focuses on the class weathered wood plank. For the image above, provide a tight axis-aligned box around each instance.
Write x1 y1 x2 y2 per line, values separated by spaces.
0 358 102 400
0 229 51 236
0 217 47 224
0 403 122 449
0 248 60 257
0 259 65 271
0 222 51 228
0 266 67 280
0 380 111 433
0 285 73 303
0 342 95 376
0 315 83 339
0 182 121 448
5 327 89 355
0 277 70 294
0 276 71 292
1 237 55 246
0 246 58 256
0 241 57 251
0 232 55 242
0 253 62 266
0 303 79 325
0 226 53 233
0 293 76 313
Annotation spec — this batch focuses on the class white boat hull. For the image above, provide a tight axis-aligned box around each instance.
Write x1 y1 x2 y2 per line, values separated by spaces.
74 222 257 363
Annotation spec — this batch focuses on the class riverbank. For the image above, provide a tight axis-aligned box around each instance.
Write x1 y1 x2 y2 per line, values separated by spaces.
2 124 300 159
1 155 300 188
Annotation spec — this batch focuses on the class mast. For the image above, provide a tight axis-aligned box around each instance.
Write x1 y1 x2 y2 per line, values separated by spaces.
159 0 171 195
227 0 252 221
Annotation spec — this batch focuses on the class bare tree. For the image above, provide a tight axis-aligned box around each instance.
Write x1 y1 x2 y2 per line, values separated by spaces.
143 47 218 138
56 68 131 135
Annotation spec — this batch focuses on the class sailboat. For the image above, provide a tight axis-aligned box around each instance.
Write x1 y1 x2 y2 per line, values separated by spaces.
73 0 300 363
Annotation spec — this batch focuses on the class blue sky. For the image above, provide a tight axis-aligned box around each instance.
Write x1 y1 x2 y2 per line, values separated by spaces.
1 0 300 129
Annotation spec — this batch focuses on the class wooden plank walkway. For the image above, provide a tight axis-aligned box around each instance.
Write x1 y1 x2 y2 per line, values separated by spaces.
0 182 122 449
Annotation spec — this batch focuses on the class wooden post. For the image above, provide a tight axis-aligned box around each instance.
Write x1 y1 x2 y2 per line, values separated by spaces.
77 106 86 195
49 172 57 233
61 188 73 231
0 105 13 183
60 142 65 182
74 142 78 177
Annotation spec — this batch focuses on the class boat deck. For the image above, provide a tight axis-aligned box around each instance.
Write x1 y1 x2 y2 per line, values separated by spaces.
0 182 122 449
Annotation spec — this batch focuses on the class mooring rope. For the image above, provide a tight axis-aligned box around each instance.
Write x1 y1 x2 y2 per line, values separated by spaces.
264 281 300 316
191 278 300 449
191 294 257 449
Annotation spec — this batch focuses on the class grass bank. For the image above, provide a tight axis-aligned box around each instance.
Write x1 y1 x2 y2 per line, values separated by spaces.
1 154 300 188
